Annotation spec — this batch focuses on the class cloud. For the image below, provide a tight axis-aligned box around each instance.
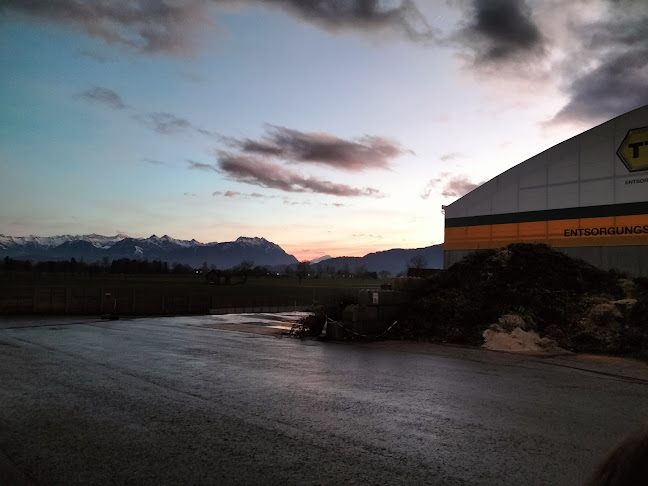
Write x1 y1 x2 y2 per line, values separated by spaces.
1 0 433 56
453 0 544 63
552 53 648 123
1 0 212 55
421 172 483 199
75 86 126 109
550 5 648 124
439 152 464 162
261 0 435 41
441 175 482 197
142 158 165 166
212 190 278 199
456 0 544 63
283 199 310 206
448 0 648 125
222 125 406 171
188 160 217 172
137 113 211 136
217 152 383 197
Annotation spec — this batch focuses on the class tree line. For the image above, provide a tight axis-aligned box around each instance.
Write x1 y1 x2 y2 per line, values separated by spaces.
0 256 407 280
1 256 185 275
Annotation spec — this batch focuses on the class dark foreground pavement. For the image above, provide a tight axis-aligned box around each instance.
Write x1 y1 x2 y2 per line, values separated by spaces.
1 316 647 486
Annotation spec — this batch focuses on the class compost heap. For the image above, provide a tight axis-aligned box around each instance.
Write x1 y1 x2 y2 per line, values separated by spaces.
398 243 648 358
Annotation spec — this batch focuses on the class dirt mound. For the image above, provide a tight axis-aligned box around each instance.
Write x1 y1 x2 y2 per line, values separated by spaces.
394 243 647 358
483 326 569 354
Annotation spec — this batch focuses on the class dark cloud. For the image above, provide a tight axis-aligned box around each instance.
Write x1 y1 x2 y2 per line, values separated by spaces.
1 0 211 55
217 152 383 197
75 86 126 109
553 52 648 123
137 113 211 136
455 0 544 63
447 0 647 125
1 0 433 56
551 10 648 123
223 125 406 171
224 190 240 197
421 173 482 199
260 0 435 41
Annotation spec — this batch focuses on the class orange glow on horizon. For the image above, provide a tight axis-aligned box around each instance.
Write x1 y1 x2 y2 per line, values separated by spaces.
283 243 400 262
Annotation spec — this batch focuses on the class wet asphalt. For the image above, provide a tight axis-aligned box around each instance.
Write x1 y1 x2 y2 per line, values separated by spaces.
1 315 647 486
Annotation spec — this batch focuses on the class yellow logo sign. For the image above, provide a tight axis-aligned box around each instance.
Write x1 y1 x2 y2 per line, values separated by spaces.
617 127 648 172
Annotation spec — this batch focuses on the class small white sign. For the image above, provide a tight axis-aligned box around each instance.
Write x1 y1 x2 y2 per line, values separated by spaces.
372 292 379 304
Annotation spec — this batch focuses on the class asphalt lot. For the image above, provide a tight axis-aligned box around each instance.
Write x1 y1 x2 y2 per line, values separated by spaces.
1 314 647 485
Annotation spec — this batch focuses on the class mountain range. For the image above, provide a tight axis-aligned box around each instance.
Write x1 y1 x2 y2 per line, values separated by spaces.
0 234 297 269
0 234 443 274
309 246 443 275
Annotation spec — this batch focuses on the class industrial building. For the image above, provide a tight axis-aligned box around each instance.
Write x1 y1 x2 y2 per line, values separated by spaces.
443 105 648 277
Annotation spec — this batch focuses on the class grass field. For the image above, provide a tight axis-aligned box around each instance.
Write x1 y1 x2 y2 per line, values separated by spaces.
0 272 388 315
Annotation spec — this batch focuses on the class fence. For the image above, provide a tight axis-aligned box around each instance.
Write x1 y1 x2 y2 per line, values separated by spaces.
0 286 315 316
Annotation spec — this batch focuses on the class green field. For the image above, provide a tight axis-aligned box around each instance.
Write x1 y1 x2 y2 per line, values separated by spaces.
0 273 388 315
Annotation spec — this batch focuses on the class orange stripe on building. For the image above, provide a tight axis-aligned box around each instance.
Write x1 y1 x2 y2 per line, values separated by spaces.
444 214 648 250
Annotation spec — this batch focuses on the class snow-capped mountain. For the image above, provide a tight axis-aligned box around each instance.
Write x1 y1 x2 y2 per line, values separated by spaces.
0 233 128 250
309 255 332 264
0 233 298 268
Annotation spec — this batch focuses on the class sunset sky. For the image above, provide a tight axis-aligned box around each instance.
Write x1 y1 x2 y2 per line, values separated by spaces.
2 1 647 261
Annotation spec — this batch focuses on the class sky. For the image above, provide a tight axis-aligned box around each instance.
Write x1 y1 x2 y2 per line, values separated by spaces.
1 0 647 261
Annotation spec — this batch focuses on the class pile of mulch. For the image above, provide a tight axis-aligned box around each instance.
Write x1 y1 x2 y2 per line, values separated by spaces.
393 243 648 358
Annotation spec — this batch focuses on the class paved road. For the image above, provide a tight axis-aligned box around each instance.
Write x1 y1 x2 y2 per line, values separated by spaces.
1 316 647 485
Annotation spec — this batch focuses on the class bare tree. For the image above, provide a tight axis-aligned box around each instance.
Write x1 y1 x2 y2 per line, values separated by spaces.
234 260 254 283
296 261 310 285
408 254 427 270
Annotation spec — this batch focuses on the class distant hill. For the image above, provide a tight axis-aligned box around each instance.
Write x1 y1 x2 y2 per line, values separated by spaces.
310 245 443 275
